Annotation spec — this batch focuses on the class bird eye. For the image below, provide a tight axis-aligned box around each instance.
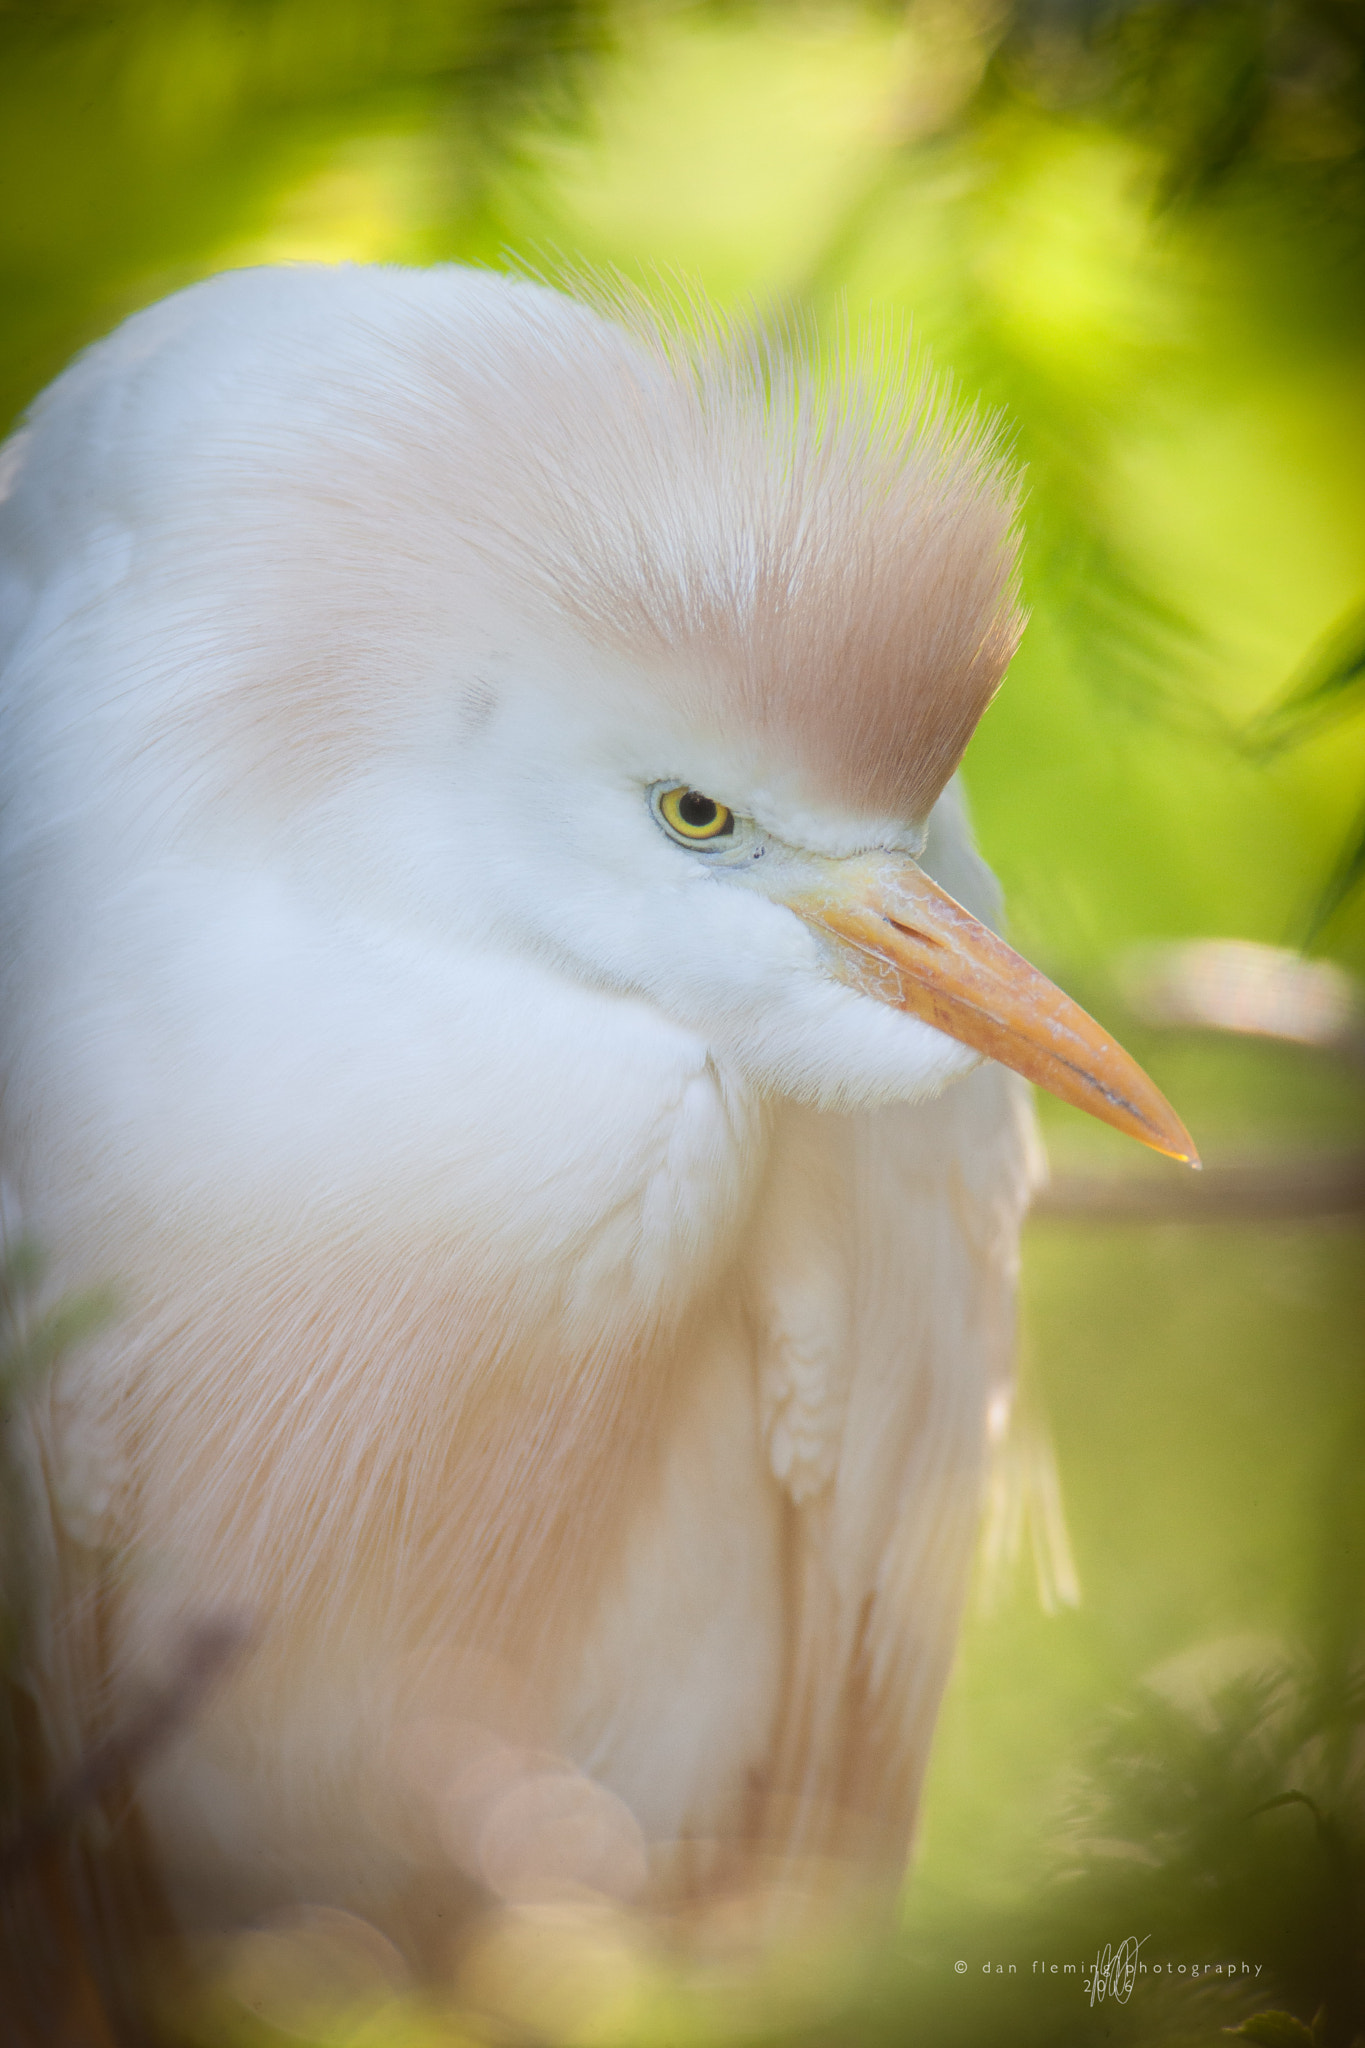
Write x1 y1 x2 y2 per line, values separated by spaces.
656 786 735 843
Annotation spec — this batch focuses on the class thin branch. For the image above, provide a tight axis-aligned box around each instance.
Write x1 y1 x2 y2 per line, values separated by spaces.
0 1619 246 1887
1033 1151 1365 1225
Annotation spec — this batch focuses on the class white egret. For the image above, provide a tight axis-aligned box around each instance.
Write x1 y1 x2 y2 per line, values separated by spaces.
0 265 1194 1954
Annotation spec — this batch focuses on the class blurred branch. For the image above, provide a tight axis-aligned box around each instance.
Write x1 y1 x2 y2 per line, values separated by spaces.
1120 939 1365 1058
0 1248 243 2047
0 1619 246 1890
1035 941 1365 1222
1035 1148 1365 1223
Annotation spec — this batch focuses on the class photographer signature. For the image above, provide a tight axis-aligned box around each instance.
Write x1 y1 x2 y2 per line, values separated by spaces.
1086 1935 1150 2006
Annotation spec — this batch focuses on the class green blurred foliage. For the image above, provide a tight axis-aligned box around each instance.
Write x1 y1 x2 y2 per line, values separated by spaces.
0 0 613 426
2 4 1364 2044
5 0 1362 965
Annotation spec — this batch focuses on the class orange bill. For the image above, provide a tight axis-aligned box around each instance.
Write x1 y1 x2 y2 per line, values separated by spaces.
786 854 1199 1165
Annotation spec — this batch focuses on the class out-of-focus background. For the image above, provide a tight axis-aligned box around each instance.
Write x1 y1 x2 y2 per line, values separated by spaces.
2 3 1363 2043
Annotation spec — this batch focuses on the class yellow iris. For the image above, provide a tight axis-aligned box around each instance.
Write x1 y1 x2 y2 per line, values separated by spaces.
657 787 734 842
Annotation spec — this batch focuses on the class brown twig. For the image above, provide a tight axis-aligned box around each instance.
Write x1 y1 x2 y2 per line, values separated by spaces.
0 1617 247 1887
1033 1151 1365 1224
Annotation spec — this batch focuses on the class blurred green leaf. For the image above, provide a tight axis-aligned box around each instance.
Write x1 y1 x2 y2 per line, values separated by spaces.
1250 603 1365 753
1305 797 1365 941
0 0 615 432
983 0 1365 210
1226 2013 1318 2047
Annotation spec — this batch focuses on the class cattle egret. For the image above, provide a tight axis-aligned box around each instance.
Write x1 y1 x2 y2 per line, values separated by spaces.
0 265 1195 1957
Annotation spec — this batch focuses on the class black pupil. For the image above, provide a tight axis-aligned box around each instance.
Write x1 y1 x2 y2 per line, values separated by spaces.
679 791 721 830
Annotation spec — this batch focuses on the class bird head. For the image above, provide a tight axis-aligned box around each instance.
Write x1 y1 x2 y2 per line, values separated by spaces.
14 263 1194 1160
